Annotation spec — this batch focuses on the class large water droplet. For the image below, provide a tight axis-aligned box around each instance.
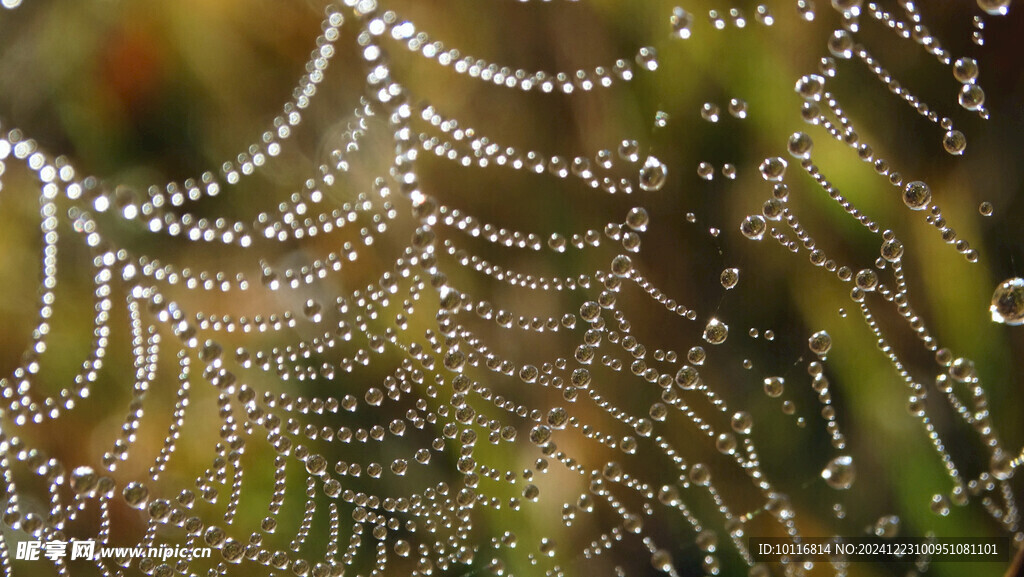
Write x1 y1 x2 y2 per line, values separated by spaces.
703 318 729 345
990 277 1024 325
740 215 767 240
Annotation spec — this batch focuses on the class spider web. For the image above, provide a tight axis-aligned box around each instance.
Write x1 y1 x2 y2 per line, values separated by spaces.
0 0 1022 576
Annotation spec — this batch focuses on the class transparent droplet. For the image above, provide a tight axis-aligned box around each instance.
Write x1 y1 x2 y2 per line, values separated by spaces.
979 201 994 216
991 277 1024 325
123 482 150 509
930 494 951 516
808 330 832 355
874 515 901 537
977 0 1010 16
530 425 552 445
731 411 753 435
959 84 986 111
740 215 767 240
797 0 817 21
651 549 673 572
639 156 667 191
635 46 659 71
942 130 967 155
949 357 976 382
828 29 854 59
795 75 825 101
675 365 700 390
689 463 711 486
880 238 904 262
703 318 729 345
728 98 748 118
758 156 788 181
763 376 785 398
787 132 813 159
720 268 739 289
610 255 633 277
671 7 693 39
701 102 720 122
902 181 931 210
953 57 979 83
687 346 706 365
821 455 855 489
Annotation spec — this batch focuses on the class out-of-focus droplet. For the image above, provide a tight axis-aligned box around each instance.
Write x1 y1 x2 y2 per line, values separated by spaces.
671 7 693 39
977 0 1010 16
759 156 788 181
639 156 667 191
991 277 1024 325
821 455 855 489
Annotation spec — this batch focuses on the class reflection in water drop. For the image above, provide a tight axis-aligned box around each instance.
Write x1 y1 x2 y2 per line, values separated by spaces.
990 277 1024 325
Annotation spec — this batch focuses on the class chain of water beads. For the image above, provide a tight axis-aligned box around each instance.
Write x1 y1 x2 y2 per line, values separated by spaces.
417 105 655 195
379 8 645 94
797 87 979 262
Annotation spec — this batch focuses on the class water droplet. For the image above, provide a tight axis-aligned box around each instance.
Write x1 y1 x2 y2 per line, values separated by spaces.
763 376 785 398
530 425 552 445
123 482 150 509
635 46 659 71
687 346 706 365
701 102 720 122
953 57 979 83
990 277 1024 325
731 411 753 435
654 110 670 128
821 455 855 489
759 157 788 182
671 7 693 39
880 238 904 262
611 255 633 277
741 215 767 240
977 0 1010 16
795 75 825 101
639 156 667 191
874 515 901 537
305 454 328 475
651 549 673 572
930 494 951 516
697 162 715 180
959 84 986 111
808 330 832 355
979 201 994 216
690 463 711 486
728 98 748 118
675 365 700 389
902 181 931 210
787 132 813 159
720 268 740 289
797 0 817 21
949 357 976 382
703 318 729 345
942 130 967 155
828 29 854 59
